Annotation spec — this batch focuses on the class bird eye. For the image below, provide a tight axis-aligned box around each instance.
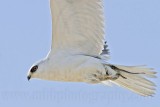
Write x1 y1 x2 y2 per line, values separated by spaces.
30 65 38 73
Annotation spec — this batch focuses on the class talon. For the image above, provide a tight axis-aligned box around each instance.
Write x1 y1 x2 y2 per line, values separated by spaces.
106 71 109 75
120 74 127 79
106 74 119 80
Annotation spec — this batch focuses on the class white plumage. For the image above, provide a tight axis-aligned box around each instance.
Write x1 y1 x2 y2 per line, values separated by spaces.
50 0 104 55
27 0 156 96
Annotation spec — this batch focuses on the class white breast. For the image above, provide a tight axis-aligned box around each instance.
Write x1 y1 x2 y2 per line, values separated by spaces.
42 52 105 82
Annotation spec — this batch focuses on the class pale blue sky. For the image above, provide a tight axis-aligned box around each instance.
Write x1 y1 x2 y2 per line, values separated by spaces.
0 0 159 107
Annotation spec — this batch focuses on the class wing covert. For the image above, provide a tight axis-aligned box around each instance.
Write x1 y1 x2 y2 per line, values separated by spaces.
50 0 105 55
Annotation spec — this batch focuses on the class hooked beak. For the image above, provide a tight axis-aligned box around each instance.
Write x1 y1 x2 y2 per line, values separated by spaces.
27 75 31 81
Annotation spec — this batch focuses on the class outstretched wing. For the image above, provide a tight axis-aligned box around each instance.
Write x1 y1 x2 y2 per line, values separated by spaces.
50 0 105 56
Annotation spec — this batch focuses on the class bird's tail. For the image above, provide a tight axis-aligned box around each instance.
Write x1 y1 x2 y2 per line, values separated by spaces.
103 64 157 96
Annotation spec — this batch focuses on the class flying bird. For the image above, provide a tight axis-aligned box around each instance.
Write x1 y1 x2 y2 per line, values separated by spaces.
27 0 156 96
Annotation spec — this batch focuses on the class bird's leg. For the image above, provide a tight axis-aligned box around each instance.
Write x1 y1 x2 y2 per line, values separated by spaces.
104 65 120 80
106 72 120 80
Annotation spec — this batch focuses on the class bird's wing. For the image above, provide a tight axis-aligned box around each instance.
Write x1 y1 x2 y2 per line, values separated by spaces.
50 0 105 56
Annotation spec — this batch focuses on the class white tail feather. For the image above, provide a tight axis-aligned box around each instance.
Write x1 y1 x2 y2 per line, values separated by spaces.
115 65 156 78
102 65 156 96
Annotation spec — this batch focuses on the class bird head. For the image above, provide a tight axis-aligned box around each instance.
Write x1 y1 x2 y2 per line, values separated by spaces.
27 65 38 81
27 60 45 81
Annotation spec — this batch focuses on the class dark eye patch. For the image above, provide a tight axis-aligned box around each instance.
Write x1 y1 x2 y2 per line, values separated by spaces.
30 65 38 73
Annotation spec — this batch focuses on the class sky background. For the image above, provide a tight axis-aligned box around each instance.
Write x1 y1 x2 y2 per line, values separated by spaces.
0 0 160 107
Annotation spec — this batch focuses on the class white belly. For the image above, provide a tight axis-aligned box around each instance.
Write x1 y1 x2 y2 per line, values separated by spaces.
39 53 105 82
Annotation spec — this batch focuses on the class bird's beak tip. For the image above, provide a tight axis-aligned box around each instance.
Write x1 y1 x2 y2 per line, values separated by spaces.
27 76 31 81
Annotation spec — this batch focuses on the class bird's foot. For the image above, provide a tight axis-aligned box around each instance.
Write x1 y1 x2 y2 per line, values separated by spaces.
106 73 120 80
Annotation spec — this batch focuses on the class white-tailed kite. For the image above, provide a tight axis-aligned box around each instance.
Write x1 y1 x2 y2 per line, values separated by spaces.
27 0 156 96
